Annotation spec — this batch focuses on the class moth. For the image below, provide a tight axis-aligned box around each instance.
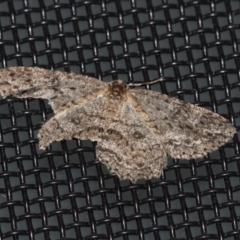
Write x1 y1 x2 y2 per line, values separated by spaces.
0 67 236 182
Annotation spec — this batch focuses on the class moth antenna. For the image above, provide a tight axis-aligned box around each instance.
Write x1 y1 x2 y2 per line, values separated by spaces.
127 77 165 87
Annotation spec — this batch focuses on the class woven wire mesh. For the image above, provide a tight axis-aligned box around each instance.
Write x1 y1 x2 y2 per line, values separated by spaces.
0 0 240 239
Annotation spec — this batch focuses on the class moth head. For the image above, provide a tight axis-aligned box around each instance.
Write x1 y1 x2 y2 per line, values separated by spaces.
108 80 128 99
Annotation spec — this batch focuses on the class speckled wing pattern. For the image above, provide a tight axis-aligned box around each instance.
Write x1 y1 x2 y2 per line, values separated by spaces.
130 89 236 160
0 67 236 182
0 67 106 112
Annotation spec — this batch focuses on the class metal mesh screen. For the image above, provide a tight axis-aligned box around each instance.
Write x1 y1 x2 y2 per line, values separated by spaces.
0 0 239 239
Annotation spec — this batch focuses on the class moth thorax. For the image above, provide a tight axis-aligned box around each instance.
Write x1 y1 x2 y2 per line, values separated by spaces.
109 80 127 99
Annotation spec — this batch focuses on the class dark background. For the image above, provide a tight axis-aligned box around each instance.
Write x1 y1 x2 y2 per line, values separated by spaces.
0 0 239 239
